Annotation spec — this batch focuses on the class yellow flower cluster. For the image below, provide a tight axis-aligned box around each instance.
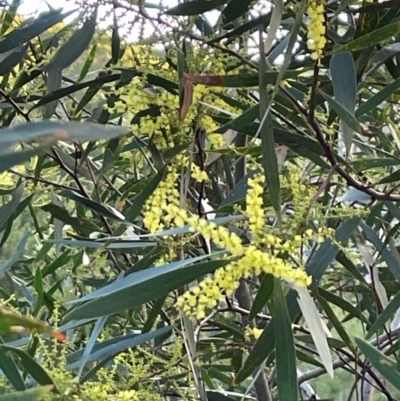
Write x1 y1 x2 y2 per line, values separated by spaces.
176 243 311 319
306 0 326 61
245 326 263 340
245 173 265 237
191 164 209 182
143 159 186 233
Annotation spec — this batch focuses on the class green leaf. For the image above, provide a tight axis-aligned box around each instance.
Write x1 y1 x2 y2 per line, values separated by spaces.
166 0 227 16
296 287 333 376
361 222 400 281
335 21 400 53
67 326 172 369
0 146 50 173
44 67 62 118
351 157 400 171
63 255 227 321
234 317 275 384
44 239 156 249
32 73 121 109
0 232 30 275
0 386 53 401
317 287 369 324
274 280 298 401
355 337 400 391
59 189 126 222
0 120 130 148
222 0 254 24
0 45 27 75
189 69 301 88
216 104 259 134
356 77 400 117
366 291 400 339
306 217 360 287
0 345 26 391
330 52 357 153
0 183 24 230
44 10 97 71
78 43 97 81
0 345 55 386
319 90 361 134
0 9 76 53
249 273 274 320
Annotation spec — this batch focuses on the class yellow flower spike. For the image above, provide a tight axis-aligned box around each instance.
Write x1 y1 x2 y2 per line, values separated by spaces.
306 0 326 62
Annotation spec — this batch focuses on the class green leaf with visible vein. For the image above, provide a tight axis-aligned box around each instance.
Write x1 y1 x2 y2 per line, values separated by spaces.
0 9 75 53
356 77 400 117
335 21 400 53
44 10 97 71
366 291 400 339
330 52 357 154
319 90 361 134
274 280 298 401
63 255 227 321
355 337 400 391
0 120 130 149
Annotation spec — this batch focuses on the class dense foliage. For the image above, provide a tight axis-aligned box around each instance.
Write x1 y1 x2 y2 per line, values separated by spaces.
1 0 400 400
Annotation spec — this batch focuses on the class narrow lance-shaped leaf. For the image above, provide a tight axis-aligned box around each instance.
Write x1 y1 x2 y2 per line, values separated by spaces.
44 9 97 71
330 52 357 155
274 280 298 401
0 9 76 53
334 21 400 53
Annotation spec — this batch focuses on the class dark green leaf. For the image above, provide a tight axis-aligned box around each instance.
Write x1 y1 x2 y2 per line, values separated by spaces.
0 10 76 53
166 0 227 16
63 256 227 321
44 10 97 71
274 279 298 401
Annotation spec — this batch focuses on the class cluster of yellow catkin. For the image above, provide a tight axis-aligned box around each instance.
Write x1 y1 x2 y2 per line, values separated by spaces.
143 160 314 319
306 0 326 61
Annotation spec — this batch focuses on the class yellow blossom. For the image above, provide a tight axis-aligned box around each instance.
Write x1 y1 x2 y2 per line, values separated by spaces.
306 0 326 61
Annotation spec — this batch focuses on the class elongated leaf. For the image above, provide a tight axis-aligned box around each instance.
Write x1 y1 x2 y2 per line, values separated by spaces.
249 273 274 320
274 280 298 400
330 52 357 153
0 10 76 53
67 326 172 369
0 183 24 230
44 67 62 118
166 0 227 15
335 21 400 53
0 45 26 75
319 90 361 134
45 239 155 249
306 217 360 287
0 146 50 173
356 77 400 117
63 256 227 321
296 287 333 377
316 293 355 353
44 10 97 71
32 73 121 109
0 386 53 401
216 104 258 134
361 222 400 281
355 337 400 391
222 0 254 24
188 69 301 88
366 291 400 338
0 345 54 386
0 346 25 391
0 232 30 275
60 189 126 222
0 120 130 148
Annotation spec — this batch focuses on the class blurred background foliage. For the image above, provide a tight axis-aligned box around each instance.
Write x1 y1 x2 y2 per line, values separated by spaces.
1 0 400 400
